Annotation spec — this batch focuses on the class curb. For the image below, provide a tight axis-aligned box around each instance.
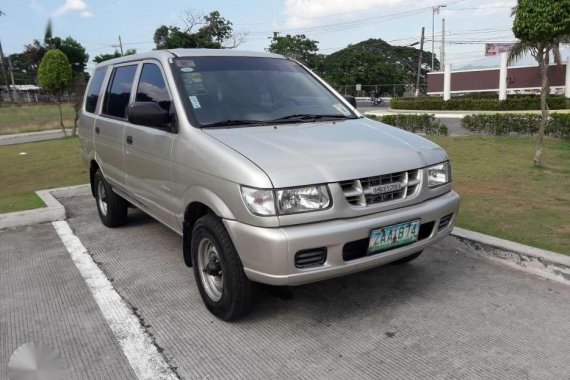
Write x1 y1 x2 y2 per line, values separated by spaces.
0 129 72 140
0 184 90 230
451 227 570 285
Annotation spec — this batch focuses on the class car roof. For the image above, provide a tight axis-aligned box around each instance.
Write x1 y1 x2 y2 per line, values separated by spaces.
95 49 286 68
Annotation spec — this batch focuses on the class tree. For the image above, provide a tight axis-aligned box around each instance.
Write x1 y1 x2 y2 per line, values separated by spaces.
314 38 436 96
38 49 72 135
93 49 136 63
47 37 89 78
153 10 246 49
508 0 570 166
20 40 46 83
267 34 320 68
70 72 88 136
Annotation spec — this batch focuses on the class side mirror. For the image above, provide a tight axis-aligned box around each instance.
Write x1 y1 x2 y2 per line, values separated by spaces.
344 95 357 109
128 102 170 129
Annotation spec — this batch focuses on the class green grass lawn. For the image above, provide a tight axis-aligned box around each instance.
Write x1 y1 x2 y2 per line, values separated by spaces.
0 137 87 213
0 135 568 255
0 103 75 135
430 136 570 255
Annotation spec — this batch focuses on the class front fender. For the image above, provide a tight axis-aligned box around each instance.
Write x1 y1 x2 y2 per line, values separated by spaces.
181 185 236 220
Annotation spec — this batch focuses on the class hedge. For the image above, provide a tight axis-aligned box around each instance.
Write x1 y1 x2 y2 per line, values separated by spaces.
391 96 570 111
461 113 570 138
368 114 448 136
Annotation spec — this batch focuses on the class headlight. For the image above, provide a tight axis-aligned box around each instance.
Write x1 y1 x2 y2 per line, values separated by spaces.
427 161 451 188
241 185 331 216
241 187 276 216
276 185 331 215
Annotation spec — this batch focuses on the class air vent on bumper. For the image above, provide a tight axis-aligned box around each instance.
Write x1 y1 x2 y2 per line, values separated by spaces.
295 248 327 268
438 213 453 231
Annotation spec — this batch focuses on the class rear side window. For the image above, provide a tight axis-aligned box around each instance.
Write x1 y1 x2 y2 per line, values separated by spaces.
102 65 137 119
135 63 171 112
85 67 106 113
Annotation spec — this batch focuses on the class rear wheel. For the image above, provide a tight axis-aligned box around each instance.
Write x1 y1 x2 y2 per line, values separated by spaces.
391 250 423 265
93 170 128 227
191 214 253 321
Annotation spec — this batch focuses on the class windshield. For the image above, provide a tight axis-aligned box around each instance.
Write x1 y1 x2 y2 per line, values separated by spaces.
173 56 356 127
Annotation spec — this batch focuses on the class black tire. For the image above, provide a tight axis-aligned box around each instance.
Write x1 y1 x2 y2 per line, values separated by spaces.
191 214 253 321
93 169 128 228
391 250 423 265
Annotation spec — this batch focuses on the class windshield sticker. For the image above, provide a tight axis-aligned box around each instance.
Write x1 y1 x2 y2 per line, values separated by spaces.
189 96 201 109
333 103 351 116
180 67 194 72
175 59 195 68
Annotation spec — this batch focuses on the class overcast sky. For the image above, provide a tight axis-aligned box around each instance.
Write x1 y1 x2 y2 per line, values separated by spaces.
0 0 546 73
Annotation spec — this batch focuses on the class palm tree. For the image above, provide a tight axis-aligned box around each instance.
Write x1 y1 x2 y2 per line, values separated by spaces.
508 3 570 166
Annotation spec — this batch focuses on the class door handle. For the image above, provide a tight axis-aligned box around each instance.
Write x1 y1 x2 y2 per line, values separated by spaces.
126 135 133 145
95 126 100 134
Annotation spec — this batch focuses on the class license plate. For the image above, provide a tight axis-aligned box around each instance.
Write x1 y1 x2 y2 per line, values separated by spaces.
368 220 420 254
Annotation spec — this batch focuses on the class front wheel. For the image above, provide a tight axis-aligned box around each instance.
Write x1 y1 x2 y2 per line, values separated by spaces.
191 214 253 321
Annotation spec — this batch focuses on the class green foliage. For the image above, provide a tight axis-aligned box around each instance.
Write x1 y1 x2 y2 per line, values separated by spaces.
368 114 448 135
154 10 236 49
316 38 439 92
45 36 89 77
93 49 137 63
268 34 320 67
461 113 570 138
391 96 570 111
512 0 570 43
37 49 72 97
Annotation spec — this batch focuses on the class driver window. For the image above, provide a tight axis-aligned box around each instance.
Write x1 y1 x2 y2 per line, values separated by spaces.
135 63 172 112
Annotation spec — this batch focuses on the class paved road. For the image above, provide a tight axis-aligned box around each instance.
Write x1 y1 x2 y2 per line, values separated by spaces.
39 194 569 379
359 103 471 136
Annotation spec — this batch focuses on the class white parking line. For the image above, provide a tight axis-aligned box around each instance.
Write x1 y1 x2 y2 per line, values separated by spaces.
52 220 178 380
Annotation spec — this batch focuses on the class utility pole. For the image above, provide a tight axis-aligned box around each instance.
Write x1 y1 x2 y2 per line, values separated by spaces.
0 39 14 102
415 27 425 97
440 18 446 72
0 10 13 102
118 36 124 55
7 56 15 97
431 4 446 72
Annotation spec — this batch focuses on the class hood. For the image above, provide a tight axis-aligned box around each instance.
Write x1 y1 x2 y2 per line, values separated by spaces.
203 118 448 188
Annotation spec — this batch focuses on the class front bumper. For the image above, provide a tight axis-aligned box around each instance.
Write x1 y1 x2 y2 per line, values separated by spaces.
224 190 460 286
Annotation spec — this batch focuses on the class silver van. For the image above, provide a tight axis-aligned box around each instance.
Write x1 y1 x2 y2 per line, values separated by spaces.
79 49 460 320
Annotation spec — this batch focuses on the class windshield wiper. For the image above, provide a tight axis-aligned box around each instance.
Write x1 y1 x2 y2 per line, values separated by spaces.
201 119 267 128
267 114 357 123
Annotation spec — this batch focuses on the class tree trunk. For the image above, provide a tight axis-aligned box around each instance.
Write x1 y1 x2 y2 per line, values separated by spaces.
72 102 80 137
57 95 67 137
534 54 549 166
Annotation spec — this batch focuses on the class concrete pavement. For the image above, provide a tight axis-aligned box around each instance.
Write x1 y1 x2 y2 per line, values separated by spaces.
2 193 570 379
44 195 570 377
0 223 137 380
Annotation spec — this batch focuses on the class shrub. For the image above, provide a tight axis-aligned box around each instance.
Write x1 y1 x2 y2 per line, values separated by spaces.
461 113 570 138
368 114 448 136
391 96 570 111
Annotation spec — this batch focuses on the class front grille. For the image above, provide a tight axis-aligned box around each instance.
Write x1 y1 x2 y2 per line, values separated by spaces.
343 221 434 261
295 248 327 268
340 169 420 207
438 213 453 230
